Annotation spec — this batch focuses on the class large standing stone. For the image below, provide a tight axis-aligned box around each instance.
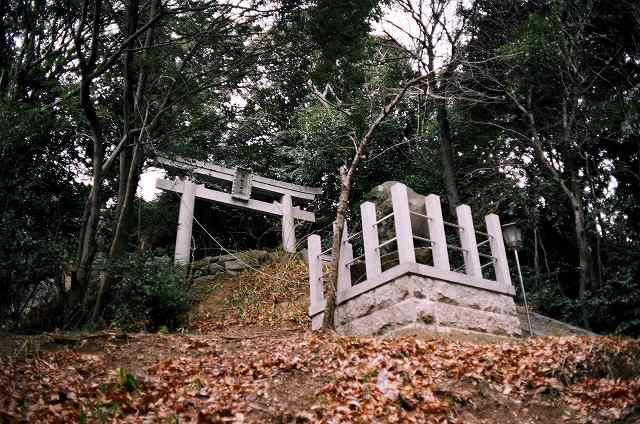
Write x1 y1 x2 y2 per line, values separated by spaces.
365 181 430 240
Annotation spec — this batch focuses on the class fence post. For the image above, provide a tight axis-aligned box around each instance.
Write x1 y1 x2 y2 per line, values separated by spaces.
391 183 416 264
308 234 325 307
337 221 352 297
456 204 482 277
485 214 513 286
425 194 450 271
361 201 382 281
174 178 196 264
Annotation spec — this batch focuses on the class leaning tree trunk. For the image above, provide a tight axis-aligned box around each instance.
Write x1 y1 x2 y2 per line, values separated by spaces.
107 0 141 261
67 0 107 325
92 0 159 322
322 75 427 330
92 142 144 322
524 106 593 329
563 100 593 328
73 76 106 318
323 168 351 330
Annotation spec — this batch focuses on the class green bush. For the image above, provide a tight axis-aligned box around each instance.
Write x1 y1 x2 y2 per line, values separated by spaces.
528 280 583 327
527 262 640 337
586 266 640 337
105 253 192 331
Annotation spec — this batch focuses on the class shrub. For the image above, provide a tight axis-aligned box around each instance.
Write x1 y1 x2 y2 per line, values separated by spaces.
528 265 640 337
105 253 192 331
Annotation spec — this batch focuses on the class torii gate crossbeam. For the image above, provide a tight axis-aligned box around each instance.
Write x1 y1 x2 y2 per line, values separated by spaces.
155 157 321 263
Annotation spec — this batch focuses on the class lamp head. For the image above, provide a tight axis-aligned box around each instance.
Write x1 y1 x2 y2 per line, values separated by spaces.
502 222 523 250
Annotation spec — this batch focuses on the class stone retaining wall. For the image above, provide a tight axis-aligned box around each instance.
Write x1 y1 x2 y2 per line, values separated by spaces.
334 274 521 337
190 250 274 283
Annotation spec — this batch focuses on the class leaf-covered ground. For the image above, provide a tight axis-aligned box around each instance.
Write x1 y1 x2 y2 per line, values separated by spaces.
2 260 639 423
1 328 639 423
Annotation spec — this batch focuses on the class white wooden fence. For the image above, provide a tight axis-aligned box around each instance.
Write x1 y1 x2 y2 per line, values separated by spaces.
308 183 515 321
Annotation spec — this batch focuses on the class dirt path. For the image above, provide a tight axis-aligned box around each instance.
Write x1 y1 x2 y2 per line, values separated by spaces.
0 326 330 423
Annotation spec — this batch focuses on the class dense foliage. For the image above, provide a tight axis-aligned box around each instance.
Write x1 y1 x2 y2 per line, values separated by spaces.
105 253 192 331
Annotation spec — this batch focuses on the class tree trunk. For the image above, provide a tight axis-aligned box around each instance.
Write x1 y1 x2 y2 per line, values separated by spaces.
109 0 140 259
424 39 460 217
69 0 105 323
586 163 603 290
533 224 540 281
322 168 350 330
74 82 105 311
110 149 142 257
92 141 143 322
563 98 593 326
570 195 592 328
114 0 139 226
523 104 593 329
72 137 104 321
69 0 166 325
436 100 459 216
91 0 150 322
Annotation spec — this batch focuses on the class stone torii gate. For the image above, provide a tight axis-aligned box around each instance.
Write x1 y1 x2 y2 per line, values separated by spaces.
155 156 322 264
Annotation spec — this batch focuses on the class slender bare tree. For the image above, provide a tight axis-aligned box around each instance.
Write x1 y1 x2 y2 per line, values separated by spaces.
322 74 427 329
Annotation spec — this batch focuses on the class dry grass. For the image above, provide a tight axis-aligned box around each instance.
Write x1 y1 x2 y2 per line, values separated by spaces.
190 252 310 331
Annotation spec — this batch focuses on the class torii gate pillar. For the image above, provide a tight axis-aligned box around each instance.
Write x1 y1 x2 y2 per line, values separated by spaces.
174 178 196 264
281 194 296 253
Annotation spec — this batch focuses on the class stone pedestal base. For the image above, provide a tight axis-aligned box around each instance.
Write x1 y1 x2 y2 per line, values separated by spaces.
334 275 521 337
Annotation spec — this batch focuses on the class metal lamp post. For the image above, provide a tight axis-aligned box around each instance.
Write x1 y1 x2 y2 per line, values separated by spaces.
502 223 534 336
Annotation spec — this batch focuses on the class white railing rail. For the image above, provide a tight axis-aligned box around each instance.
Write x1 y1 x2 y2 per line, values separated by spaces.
308 183 514 322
